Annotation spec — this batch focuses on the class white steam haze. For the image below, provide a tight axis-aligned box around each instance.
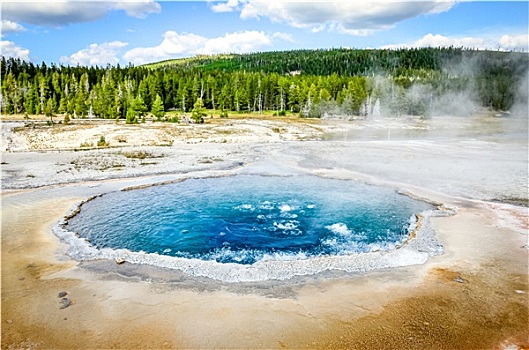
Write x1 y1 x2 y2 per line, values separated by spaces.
319 52 529 120
511 70 529 118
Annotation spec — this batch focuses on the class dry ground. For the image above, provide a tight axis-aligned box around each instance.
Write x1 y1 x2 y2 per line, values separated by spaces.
1 112 528 349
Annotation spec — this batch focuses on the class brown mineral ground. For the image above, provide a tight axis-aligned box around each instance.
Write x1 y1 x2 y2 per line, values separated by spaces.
2 114 528 349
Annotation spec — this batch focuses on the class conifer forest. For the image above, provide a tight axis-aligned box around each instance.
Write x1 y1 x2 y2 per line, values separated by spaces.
1 47 527 122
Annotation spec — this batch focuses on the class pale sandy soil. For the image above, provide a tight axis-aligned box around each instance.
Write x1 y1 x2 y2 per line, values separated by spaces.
1 113 528 349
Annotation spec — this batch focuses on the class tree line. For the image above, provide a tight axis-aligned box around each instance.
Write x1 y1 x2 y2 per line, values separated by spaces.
1 48 527 122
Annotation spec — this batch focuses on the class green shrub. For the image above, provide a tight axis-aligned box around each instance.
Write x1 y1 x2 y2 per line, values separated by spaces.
97 136 108 147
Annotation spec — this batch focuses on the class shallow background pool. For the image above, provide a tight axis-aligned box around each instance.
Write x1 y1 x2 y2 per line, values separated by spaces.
67 175 432 264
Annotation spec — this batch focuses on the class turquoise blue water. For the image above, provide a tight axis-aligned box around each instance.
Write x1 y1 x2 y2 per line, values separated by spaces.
67 175 431 264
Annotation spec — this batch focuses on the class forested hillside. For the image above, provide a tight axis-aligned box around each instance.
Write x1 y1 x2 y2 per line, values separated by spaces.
145 47 467 75
1 48 527 122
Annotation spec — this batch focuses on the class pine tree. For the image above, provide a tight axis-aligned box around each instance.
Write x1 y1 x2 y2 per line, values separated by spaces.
191 97 206 124
126 107 138 124
44 98 55 124
126 95 147 124
151 94 165 121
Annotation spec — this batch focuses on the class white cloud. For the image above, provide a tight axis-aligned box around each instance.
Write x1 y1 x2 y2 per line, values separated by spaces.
382 33 529 51
60 41 129 66
272 32 294 43
123 30 273 65
1 40 30 60
210 0 240 13
216 0 455 36
201 31 272 55
123 31 207 65
113 1 162 19
499 34 529 51
1 20 26 34
414 33 486 49
2 0 160 27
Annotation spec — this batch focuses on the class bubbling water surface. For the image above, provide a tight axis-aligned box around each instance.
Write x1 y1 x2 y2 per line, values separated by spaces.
67 175 432 264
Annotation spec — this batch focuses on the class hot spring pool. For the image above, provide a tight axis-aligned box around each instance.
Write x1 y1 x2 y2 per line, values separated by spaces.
66 175 433 266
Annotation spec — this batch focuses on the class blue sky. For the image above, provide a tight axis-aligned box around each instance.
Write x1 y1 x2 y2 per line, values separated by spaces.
1 1 528 66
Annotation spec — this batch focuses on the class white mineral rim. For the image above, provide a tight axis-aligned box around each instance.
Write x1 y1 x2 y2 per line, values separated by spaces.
53 176 454 283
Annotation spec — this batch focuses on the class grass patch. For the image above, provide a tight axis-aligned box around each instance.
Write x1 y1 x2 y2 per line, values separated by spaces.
99 164 126 171
214 128 238 135
121 150 163 159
